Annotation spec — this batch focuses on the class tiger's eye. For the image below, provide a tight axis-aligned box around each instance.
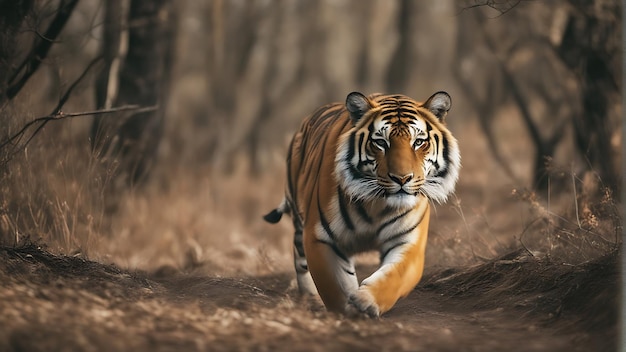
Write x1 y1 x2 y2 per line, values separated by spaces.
371 138 387 150
413 139 426 150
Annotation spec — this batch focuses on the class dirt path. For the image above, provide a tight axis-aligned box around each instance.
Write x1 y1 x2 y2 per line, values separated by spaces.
0 244 619 351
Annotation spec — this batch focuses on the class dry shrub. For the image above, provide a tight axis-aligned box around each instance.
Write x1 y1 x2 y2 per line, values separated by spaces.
511 167 621 264
0 122 111 254
0 127 295 276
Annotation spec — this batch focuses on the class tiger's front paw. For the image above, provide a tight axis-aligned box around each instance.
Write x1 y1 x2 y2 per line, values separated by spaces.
346 288 380 318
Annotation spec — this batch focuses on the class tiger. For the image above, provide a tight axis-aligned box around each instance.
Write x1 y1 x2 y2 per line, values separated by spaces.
264 91 460 317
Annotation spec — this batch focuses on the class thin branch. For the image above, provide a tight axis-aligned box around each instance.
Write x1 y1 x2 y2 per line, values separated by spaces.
0 105 158 165
571 168 582 229
53 55 104 114
2 54 103 150
518 217 543 257
5 0 80 100
457 0 524 17
2 105 158 149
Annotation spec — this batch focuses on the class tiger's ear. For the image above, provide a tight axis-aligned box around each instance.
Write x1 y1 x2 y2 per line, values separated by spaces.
423 91 452 121
346 92 372 125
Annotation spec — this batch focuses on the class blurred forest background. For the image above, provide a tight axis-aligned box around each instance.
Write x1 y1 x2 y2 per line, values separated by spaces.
0 0 621 274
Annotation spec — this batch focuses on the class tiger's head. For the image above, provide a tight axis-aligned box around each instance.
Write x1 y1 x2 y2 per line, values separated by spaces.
335 91 460 209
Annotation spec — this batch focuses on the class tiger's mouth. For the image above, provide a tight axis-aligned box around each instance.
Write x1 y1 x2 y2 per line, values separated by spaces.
383 189 419 208
388 189 417 197
378 177 424 199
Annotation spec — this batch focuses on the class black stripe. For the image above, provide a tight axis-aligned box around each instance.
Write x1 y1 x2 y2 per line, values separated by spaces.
318 202 336 241
312 116 350 258
378 219 421 262
424 121 433 154
436 135 450 178
442 133 449 162
357 132 364 165
380 101 397 107
383 107 417 116
336 114 352 141
377 208 413 234
354 201 373 224
310 116 333 186
378 205 395 217
382 205 427 245
432 134 441 170
340 117 364 181
308 104 339 126
337 186 355 231
382 221 419 246
294 230 305 257
348 165 363 179
346 132 356 163
317 200 350 263
286 138 299 217
380 240 408 262
316 239 350 263
400 107 416 113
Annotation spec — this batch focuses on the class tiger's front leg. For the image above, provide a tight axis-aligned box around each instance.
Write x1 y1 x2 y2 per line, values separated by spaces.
347 206 431 317
303 226 359 313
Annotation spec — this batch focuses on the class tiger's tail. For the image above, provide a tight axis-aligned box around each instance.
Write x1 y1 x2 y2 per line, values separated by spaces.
263 198 291 223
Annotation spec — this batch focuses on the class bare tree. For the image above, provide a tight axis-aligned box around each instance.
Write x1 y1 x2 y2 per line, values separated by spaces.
555 0 621 192
0 0 34 100
0 0 77 104
455 0 621 192
92 0 178 187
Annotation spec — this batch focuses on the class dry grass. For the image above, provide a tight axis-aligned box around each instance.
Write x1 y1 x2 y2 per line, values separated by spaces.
0 141 296 277
0 129 108 252
0 115 620 276
0 99 620 352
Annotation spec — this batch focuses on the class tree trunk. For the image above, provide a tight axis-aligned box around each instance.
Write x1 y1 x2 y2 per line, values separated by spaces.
93 0 178 187
557 0 621 193
0 0 34 101
91 0 126 155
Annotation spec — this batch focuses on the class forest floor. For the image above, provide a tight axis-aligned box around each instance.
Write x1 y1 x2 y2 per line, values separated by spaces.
0 242 620 352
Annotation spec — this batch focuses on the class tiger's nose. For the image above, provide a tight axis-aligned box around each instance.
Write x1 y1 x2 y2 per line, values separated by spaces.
388 172 413 186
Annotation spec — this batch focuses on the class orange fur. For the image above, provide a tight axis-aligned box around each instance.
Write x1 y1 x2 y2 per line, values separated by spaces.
362 204 430 313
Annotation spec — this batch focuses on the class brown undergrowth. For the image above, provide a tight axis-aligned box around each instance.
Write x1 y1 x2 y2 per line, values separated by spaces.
0 111 620 351
0 239 619 351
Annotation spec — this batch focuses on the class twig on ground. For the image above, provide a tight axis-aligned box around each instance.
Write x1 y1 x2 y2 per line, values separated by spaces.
571 169 582 229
